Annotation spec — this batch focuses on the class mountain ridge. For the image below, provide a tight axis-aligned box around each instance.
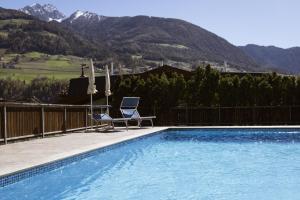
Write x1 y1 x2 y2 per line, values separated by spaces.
16 3 260 71
240 44 300 74
63 14 260 71
10 3 300 74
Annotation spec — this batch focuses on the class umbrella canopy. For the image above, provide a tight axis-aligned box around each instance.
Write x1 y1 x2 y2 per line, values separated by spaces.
105 65 112 97
87 59 98 95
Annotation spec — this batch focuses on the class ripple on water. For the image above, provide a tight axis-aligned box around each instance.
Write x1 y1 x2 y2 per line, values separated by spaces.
1 129 300 200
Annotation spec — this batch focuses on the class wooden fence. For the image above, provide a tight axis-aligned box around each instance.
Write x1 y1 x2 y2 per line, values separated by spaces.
146 106 300 126
0 103 108 144
1 103 300 144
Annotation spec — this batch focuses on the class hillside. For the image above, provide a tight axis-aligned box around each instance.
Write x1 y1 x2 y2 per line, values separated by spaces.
9 4 300 75
240 44 300 74
62 14 260 71
0 7 106 58
0 51 104 82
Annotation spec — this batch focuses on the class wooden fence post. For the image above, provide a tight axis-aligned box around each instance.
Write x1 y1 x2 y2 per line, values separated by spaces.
41 106 45 138
64 107 67 132
3 105 7 144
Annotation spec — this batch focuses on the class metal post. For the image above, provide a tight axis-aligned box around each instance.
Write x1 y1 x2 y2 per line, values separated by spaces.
3 105 7 144
41 106 45 138
289 106 292 124
252 107 256 125
106 96 109 115
218 106 221 125
64 107 67 132
85 107 88 130
185 105 188 125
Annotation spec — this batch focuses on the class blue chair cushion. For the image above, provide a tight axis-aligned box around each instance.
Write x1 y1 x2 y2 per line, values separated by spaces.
93 113 112 121
121 109 140 119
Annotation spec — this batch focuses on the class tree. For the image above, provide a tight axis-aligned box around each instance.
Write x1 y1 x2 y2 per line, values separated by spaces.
219 76 234 106
281 76 296 105
239 74 254 106
296 77 300 105
256 77 273 106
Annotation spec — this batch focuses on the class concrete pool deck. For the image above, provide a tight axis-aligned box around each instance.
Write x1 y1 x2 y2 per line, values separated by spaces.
1 125 300 177
0 127 168 177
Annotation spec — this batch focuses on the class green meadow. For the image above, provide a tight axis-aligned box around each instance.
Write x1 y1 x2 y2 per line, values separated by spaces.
0 51 103 82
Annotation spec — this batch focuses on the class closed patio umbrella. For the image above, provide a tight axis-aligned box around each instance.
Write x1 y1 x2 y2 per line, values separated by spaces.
87 59 98 128
105 65 112 114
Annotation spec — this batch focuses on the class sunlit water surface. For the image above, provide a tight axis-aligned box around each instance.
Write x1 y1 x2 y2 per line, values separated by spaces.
1 129 300 200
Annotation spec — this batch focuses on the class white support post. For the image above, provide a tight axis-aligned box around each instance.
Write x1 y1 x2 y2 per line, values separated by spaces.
90 93 93 129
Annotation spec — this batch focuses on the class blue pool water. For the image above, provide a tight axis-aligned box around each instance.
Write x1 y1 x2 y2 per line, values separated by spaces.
1 129 300 200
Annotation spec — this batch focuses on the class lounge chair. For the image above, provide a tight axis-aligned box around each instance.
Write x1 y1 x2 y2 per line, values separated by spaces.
120 97 156 127
93 113 129 130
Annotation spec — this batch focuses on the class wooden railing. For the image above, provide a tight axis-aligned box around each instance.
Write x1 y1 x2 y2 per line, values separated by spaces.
1 103 300 144
144 105 300 126
0 103 108 144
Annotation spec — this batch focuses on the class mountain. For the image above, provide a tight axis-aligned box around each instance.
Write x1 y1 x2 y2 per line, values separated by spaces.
62 13 260 71
16 4 262 71
20 3 65 22
15 4 300 74
67 10 106 24
240 44 300 74
0 7 106 57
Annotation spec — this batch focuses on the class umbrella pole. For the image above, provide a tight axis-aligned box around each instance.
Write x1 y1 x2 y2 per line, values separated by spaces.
106 95 109 115
90 93 93 129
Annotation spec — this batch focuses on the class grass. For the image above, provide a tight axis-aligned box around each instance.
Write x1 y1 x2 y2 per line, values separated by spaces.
0 48 6 55
0 31 8 38
0 19 92 82
0 51 103 82
0 68 81 82
0 19 31 28
25 52 44 59
46 60 71 68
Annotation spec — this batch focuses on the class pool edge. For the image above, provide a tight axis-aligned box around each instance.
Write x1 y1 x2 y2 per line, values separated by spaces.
1 125 300 187
0 128 168 187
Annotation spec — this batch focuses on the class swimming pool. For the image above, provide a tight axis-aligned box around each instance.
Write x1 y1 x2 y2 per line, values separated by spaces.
1 128 300 200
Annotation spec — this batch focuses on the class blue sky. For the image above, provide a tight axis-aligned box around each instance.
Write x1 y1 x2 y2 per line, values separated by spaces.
1 0 299 48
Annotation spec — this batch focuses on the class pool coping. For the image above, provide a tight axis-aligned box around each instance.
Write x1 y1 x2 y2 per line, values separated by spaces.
0 127 168 187
1 125 300 187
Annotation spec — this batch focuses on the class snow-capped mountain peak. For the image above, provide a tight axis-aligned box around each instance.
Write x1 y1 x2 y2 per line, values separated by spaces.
73 10 85 20
43 4 58 13
67 10 106 23
20 3 65 22
20 4 106 24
